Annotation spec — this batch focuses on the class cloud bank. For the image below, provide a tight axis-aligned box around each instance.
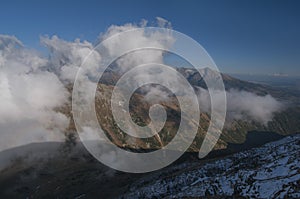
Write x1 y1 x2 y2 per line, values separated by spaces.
196 87 283 124
0 35 69 151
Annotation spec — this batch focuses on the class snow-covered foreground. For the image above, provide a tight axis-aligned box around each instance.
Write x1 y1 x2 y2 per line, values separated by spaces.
122 134 300 198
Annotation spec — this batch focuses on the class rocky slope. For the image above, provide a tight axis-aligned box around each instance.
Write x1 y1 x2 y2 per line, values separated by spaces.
0 134 298 198
61 67 300 152
121 134 300 199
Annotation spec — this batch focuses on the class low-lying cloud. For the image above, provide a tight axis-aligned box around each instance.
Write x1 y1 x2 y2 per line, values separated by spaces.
0 35 69 151
196 87 284 124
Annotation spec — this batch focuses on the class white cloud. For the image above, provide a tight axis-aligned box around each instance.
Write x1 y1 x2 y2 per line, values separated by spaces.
0 35 69 151
156 17 172 28
196 87 284 124
41 35 101 82
98 19 174 72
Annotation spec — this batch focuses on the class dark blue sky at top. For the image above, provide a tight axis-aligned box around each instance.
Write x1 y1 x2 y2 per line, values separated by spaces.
1 0 299 75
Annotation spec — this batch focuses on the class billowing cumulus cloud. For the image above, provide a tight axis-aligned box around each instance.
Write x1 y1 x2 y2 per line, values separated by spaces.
99 19 174 73
41 35 100 82
0 35 69 151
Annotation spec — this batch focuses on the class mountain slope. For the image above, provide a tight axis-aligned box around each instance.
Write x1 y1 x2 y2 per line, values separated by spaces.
121 134 300 198
61 67 300 152
0 134 298 198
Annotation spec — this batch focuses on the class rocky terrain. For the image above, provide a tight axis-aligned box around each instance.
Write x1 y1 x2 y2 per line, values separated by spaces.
0 134 298 198
121 134 300 198
65 67 300 152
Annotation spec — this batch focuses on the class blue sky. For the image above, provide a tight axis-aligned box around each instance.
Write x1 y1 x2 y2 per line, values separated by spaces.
1 0 300 75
